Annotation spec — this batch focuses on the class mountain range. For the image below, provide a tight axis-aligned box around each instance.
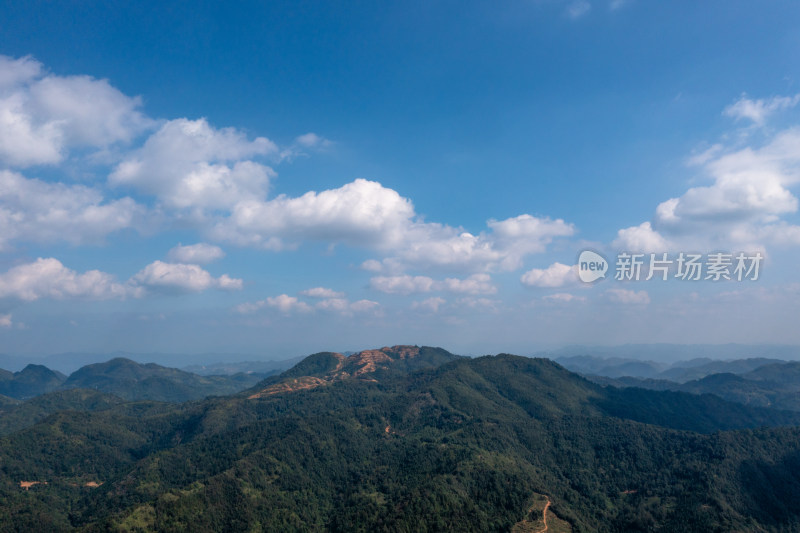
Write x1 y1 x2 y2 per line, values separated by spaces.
0 351 302 374
0 358 271 403
591 362 800 412
556 354 788 381
2 346 800 530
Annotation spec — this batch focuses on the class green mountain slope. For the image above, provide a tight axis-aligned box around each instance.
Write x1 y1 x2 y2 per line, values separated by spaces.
2 352 800 531
0 389 126 436
0 364 66 399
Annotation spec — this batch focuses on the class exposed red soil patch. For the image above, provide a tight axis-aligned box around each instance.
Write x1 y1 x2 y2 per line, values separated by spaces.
19 481 47 490
249 346 422 398
248 376 328 399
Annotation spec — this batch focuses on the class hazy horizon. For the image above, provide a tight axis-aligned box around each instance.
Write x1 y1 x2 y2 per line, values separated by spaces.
4 342 800 374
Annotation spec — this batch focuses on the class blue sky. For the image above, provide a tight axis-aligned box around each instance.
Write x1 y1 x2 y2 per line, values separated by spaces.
1 0 800 359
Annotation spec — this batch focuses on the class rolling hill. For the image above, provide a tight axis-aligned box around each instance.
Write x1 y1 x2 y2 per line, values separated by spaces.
0 389 126 436
61 358 266 402
557 354 787 383
594 360 800 412
0 358 269 404
247 345 462 397
0 364 66 400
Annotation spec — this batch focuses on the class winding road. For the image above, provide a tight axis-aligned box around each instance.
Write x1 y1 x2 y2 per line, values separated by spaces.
534 498 551 533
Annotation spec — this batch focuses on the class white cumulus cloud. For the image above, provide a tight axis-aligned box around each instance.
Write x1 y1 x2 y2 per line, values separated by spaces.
0 170 144 250
110 118 277 210
612 221 669 253
614 106 800 252
440 273 497 295
724 93 800 126
0 54 152 167
521 262 577 288
267 294 313 314
211 178 415 250
0 258 244 302
0 258 136 301
316 297 380 315
208 177 572 270
370 275 435 295
348 299 381 313
0 56 578 288
294 132 332 150
131 261 242 293
299 287 345 299
235 295 312 314
236 292 379 316
396 214 574 272
167 243 225 264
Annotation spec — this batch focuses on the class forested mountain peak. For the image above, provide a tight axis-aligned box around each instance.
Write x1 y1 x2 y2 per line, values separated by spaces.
0 364 65 400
